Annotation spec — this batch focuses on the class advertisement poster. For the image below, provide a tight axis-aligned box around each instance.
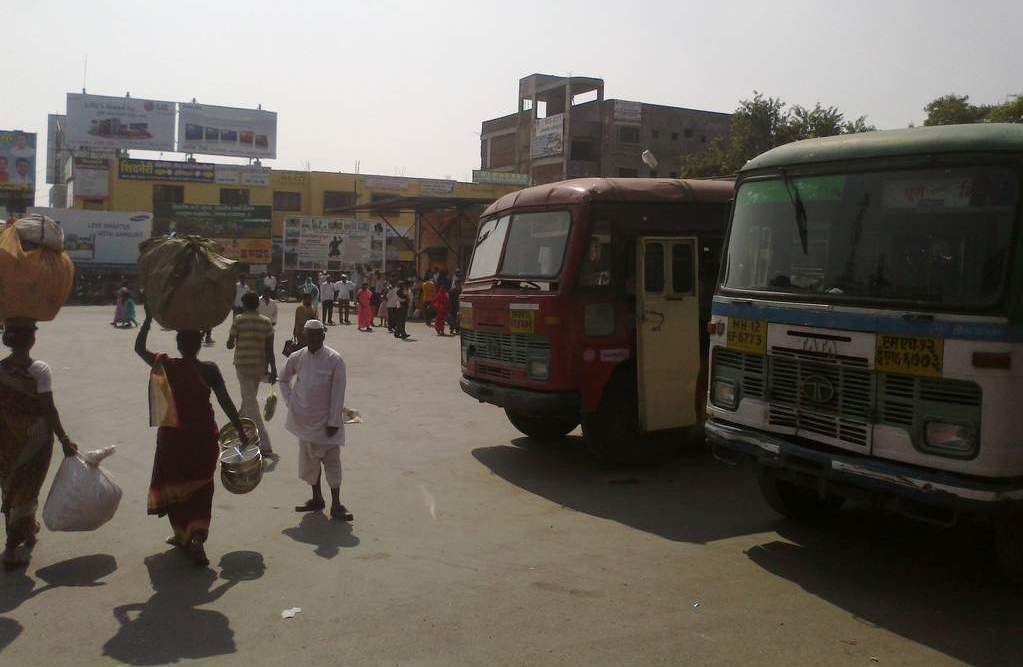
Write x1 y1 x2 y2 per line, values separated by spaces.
29 207 152 266
73 157 109 198
119 158 215 183
0 131 36 193
66 94 175 151
472 170 529 186
530 113 564 158
283 217 385 272
153 203 272 265
178 103 277 159
215 164 271 186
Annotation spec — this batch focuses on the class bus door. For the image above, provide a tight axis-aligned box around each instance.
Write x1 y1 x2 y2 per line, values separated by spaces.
636 236 700 432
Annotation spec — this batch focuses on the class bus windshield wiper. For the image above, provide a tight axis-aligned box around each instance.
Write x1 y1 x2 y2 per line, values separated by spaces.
781 171 809 255
496 278 542 290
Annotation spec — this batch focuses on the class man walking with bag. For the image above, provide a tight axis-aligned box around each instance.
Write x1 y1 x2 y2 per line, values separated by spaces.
227 293 277 459
278 320 352 521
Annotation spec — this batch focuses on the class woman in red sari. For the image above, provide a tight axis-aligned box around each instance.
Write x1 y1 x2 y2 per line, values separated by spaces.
135 308 248 566
0 319 77 568
432 288 450 336
356 282 374 332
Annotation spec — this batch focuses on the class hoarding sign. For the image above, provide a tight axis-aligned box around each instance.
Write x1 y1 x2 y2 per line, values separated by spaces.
66 93 175 151
614 100 642 123
283 217 385 272
119 158 215 183
73 157 109 198
420 179 456 194
364 176 409 191
178 103 277 159
152 202 272 238
29 207 152 266
472 170 529 186
212 238 272 264
0 131 37 193
215 164 271 186
530 113 564 158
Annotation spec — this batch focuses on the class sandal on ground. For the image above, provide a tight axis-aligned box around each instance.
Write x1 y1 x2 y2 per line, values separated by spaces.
295 499 326 512
331 505 354 522
166 536 182 548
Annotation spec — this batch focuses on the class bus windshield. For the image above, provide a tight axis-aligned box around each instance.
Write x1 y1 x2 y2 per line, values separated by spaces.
722 166 1019 310
468 210 572 281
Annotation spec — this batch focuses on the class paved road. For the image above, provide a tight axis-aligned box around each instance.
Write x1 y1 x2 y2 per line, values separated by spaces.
1 305 1021 666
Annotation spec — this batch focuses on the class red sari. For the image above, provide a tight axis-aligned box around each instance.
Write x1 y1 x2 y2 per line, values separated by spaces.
357 288 373 330
148 354 220 545
432 290 449 334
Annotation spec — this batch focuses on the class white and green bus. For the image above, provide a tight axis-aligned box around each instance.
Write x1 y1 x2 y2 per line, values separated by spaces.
706 124 1023 580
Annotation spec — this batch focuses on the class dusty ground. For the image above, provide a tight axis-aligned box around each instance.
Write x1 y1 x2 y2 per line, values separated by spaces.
1 304 1021 666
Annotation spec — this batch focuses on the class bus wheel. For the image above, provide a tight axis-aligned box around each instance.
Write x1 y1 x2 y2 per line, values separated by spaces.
504 409 579 441
995 514 1023 585
580 373 659 466
757 471 844 522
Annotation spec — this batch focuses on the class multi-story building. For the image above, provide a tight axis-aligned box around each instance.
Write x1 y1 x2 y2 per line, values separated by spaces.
480 73 732 184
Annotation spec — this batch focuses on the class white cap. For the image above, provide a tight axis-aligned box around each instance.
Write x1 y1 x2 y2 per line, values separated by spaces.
304 319 326 331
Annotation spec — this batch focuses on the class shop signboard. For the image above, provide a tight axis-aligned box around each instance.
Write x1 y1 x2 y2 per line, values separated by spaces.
119 158 215 183
178 103 277 159
472 170 529 186
215 164 271 186
0 130 37 193
530 113 564 158
420 179 456 194
66 93 175 151
29 207 152 266
283 217 385 272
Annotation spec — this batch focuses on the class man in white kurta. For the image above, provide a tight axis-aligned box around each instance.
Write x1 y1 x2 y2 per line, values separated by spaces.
278 319 352 521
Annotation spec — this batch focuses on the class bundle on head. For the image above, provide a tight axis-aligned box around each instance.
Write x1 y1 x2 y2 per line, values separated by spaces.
137 235 237 331
0 214 74 321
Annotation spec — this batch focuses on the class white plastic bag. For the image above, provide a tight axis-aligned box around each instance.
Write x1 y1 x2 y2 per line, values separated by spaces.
42 446 122 532
14 213 65 252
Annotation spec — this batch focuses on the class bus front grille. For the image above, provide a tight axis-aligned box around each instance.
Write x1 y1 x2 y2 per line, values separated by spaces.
462 330 549 367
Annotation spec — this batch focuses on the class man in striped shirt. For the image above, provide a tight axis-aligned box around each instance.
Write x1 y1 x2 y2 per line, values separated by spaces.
227 292 278 458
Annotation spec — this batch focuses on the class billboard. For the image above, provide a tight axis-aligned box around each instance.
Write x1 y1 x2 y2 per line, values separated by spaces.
119 158 215 183
283 217 385 272
72 157 109 198
0 131 37 193
153 203 272 264
214 164 271 186
178 103 277 159
530 113 564 158
472 170 529 186
66 94 175 151
29 207 152 266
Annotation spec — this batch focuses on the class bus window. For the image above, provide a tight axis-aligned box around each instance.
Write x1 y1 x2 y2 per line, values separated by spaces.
671 243 695 295
579 221 612 287
644 243 665 293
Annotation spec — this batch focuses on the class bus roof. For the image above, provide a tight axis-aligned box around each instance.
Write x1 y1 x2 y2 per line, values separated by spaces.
482 178 733 218
742 123 1023 173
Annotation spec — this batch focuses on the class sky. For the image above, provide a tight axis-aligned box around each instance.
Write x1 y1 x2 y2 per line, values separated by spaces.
4 0 1021 205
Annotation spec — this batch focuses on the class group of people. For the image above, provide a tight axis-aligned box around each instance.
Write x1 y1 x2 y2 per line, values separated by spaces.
0 292 350 569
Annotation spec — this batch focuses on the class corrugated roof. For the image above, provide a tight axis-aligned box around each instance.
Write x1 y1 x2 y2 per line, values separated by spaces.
742 123 1023 172
482 178 734 217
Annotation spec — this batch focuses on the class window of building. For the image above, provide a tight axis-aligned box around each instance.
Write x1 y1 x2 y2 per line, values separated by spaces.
618 126 641 144
220 188 249 206
618 168 638 178
323 190 356 213
671 132 679 141
152 184 184 204
651 129 660 139
649 169 658 178
571 139 598 162
273 191 302 211
81 199 105 210
370 192 399 216
669 171 678 178
684 128 694 139
489 133 517 168
701 135 707 143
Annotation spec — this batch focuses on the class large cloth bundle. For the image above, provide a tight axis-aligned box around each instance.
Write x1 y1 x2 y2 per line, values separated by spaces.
138 235 237 331
43 447 123 532
0 216 75 321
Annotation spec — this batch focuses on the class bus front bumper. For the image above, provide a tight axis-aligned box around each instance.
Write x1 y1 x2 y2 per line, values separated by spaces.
707 419 1023 513
460 376 579 414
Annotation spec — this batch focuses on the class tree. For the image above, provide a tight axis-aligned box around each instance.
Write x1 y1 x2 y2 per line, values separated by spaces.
922 94 991 126
680 93 875 178
987 95 1023 123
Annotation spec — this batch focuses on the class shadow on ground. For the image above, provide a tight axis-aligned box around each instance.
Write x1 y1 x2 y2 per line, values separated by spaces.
282 512 360 559
102 550 264 665
747 512 1023 667
472 436 777 544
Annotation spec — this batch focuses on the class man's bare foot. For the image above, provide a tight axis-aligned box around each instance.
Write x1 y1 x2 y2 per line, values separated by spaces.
330 504 353 522
295 499 326 512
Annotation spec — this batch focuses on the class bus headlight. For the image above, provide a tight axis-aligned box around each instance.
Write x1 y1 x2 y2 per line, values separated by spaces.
527 359 549 380
924 421 976 457
711 379 738 410
461 344 471 367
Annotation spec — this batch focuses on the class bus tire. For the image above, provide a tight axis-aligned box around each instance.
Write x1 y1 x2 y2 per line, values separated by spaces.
505 409 579 441
995 513 1023 585
757 471 844 522
580 369 667 466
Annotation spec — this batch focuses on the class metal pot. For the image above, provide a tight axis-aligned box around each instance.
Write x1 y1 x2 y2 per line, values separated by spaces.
218 419 263 494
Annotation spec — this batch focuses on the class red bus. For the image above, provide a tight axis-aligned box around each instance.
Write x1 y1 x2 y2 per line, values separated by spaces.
459 178 733 463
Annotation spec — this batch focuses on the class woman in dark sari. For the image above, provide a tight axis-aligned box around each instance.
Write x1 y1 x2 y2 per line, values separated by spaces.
0 318 77 568
135 308 248 566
